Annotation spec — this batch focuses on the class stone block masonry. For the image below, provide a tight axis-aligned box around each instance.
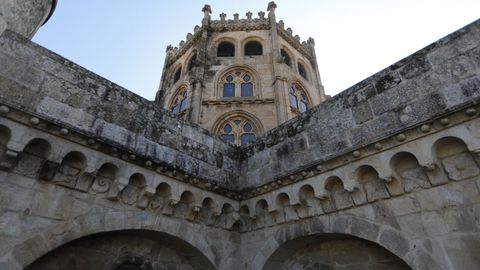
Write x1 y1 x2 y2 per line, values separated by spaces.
0 1 479 269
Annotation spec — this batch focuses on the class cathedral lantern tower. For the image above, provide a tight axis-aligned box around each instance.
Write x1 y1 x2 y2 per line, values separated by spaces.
155 2 326 145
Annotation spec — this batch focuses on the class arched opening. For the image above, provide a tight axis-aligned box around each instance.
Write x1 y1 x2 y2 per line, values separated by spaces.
25 230 216 270
280 49 291 67
0 125 11 151
119 173 146 205
433 136 480 181
219 68 256 97
356 165 390 202
13 138 51 178
297 62 308 80
391 152 431 192
188 53 197 71
245 41 263 56
91 163 117 194
169 86 188 117
217 41 235 57
173 67 182 83
289 83 310 114
263 234 412 270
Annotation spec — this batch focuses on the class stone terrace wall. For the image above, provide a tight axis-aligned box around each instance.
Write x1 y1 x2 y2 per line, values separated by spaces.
0 30 240 189
240 19 480 189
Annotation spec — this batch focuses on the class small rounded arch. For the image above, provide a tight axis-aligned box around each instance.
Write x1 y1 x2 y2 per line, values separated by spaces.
96 163 118 180
390 151 421 172
0 124 11 146
324 176 346 192
201 197 216 209
280 48 292 67
221 203 235 214
239 205 250 216
212 110 264 146
276 193 290 207
61 151 86 170
180 190 195 204
355 165 380 183
255 199 269 213
217 41 235 57
22 138 51 158
244 40 263 56
433 136 470 158
298 184 316 204
155 182 172 197
128 173 146 187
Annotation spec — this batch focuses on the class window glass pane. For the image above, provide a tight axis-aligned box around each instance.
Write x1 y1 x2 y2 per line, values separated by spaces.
241 83 253 96
243 74 251 82
235 71 242 76
241 134 256 145
243 123 252 132
223 124 232 133
234 120 241 125
300 101 307 113
172 104 179 114
180 98 187 111
223 83 235 97
221 134 234 144
226 75 234 82
290 94 298 108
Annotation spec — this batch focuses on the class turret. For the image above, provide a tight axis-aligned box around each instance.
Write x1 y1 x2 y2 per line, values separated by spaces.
0 0 57 39
155 2 327 145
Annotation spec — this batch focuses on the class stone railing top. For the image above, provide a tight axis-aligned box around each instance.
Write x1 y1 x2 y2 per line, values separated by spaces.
238 18 480 188
0 30 240 189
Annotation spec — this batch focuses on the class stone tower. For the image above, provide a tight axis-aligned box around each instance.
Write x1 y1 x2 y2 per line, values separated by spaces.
155 2 326 145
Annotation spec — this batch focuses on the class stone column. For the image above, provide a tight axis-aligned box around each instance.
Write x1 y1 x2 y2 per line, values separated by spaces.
188 5 211 124
0 0 56 39
268 1 288 125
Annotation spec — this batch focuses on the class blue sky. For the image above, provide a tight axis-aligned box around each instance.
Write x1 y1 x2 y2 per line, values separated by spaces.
33 1 480 100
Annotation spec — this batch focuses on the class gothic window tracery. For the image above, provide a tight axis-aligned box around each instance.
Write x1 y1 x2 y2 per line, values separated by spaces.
289 83 309 114
170 86 188 117
188 53 197 71
218 117 258 146
221 69 254 97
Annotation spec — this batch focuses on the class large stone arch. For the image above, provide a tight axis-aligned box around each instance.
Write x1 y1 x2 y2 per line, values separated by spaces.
249 214 443 270
3 211 222 270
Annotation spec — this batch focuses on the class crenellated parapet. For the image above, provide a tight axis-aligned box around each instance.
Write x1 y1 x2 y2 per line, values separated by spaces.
276 20 315 61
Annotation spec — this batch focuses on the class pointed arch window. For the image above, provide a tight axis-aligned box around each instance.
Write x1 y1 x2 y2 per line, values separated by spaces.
188 53 197 71
221 69 255 97
298 62 308 80
170 87 188 117
280 49 291 67
219 117 257 146
289 84 309 114
173 67 182 83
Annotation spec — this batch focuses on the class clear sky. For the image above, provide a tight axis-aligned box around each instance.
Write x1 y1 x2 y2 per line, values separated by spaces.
33 1 479 100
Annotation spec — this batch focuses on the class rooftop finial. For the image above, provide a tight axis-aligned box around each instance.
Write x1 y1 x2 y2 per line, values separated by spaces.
258 11 265 20
246 11 253 20
233 13 239 21
220 13 226 22
268 1 277 12
202 4 212 20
